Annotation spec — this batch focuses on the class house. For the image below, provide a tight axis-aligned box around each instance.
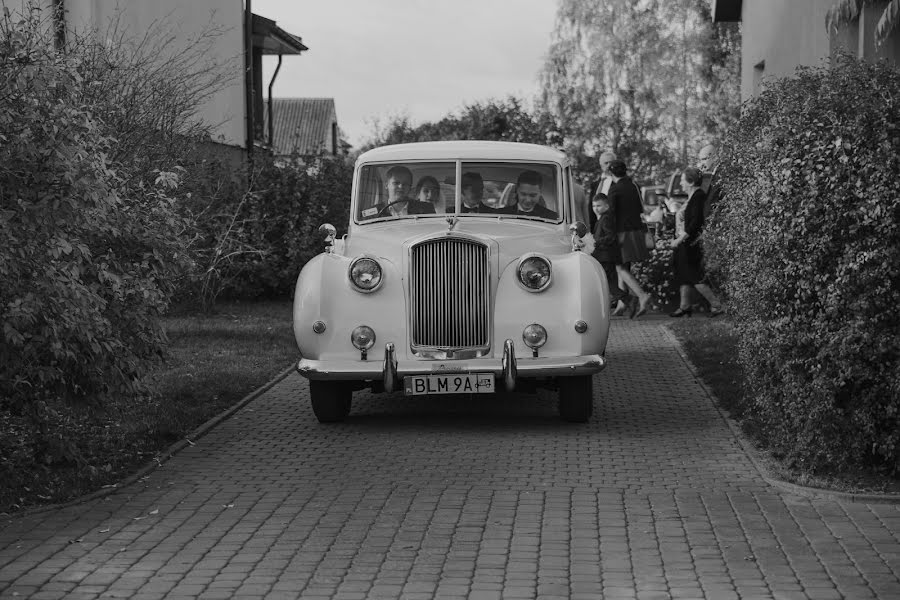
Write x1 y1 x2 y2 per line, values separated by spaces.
713 0 900 101
263 98 349 158
1 0 306 164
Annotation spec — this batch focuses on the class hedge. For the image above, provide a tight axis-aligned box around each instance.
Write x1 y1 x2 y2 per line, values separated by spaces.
705 54 900 473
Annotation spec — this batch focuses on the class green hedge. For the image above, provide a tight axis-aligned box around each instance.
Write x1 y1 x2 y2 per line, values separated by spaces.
705 54 900 473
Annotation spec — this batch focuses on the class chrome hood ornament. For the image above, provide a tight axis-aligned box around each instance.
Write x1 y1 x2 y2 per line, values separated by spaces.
446 215 458 231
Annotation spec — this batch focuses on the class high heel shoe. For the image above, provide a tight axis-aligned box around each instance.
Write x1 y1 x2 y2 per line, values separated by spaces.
669 307 692 318
708 307 725 318
612 300 627 316
633 295 652 319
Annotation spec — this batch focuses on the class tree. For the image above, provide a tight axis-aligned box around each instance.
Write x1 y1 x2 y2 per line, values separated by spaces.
360 97 563 151
539 0 740 183
826 0 900 46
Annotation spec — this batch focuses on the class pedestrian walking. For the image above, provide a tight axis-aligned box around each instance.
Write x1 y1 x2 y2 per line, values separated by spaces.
669 166 724 318
607 159 653 318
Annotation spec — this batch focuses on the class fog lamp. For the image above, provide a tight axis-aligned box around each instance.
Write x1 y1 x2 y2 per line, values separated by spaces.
522 324 548 350
350 325 376 351
312 320 327 334
574 320 588 334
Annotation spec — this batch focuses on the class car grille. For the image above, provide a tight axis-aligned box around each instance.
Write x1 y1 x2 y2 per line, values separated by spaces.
410 237 490 352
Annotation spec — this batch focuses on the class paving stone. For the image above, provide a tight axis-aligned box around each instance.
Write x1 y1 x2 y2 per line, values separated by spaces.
2 319 900 599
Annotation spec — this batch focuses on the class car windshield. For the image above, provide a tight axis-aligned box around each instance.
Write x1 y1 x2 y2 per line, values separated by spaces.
355 161 562 223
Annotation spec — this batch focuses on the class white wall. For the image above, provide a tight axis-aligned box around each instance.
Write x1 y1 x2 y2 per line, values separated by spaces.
2 0 247 148
740 0 831 101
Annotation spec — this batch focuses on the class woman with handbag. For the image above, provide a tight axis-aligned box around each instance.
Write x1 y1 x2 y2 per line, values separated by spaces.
607 160 653 318
669 167 724 318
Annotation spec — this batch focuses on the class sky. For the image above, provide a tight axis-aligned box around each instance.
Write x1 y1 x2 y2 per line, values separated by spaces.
253 0 560 148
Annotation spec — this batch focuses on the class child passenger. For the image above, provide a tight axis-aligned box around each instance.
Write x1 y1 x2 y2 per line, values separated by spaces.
591 193 630 308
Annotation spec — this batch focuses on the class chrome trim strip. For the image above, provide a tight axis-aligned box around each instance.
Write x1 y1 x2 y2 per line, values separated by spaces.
296 354 606 381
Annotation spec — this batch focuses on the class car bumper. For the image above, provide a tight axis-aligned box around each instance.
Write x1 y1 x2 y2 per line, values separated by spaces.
296 339 606 392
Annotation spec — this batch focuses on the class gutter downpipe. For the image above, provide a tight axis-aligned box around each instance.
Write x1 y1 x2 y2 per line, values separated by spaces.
267 54 283 152
244 0 254 163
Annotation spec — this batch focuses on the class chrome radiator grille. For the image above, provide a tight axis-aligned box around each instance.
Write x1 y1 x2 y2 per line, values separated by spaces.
410 238 490 351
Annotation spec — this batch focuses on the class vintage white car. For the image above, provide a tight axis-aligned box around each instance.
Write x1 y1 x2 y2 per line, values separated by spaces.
293 141 611 422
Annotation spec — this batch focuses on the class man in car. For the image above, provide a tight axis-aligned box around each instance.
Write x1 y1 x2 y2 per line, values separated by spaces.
377 166 436 217
510 170 557 219
458 171 503 213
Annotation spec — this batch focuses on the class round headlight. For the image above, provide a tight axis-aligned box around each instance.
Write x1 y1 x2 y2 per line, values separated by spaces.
517 255 552 292
522 324 548 349
350 325 376 350
349 257 383 292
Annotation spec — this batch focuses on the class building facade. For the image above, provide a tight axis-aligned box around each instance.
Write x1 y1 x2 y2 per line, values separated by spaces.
713 0 900 101
1 0 305 161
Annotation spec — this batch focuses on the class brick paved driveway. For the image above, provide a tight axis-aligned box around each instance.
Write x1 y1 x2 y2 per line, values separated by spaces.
1 319 899 599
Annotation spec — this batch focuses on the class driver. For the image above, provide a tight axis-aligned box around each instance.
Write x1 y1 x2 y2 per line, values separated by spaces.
378 166 436 217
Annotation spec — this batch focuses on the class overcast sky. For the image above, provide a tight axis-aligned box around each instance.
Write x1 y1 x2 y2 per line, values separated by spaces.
253 0 559 148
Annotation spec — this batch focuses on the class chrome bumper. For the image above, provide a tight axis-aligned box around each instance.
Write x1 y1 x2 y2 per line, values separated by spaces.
296 339 606 392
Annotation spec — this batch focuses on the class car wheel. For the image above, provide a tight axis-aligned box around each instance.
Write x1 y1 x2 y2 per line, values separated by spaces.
558 375 593 423
309 380 352 423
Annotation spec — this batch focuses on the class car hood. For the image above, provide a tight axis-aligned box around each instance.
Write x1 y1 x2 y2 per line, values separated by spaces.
342 218 574 268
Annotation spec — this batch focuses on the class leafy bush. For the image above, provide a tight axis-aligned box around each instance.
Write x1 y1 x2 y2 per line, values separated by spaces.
632 241 679 309
0 9 200 464
177 153 353 309
705 54 900 474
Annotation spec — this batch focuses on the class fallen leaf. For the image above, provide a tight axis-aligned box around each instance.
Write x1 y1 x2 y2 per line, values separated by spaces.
223 503 234 508
133 516 145 521
99 528 110 533
149 509 159 515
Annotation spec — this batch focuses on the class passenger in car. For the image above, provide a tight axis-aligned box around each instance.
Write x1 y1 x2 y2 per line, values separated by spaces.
458 171 504 213
376 166 436 217
508 170 558 220
414 176 443 214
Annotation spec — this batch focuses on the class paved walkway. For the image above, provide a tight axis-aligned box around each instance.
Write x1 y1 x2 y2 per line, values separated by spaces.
1 319 899 599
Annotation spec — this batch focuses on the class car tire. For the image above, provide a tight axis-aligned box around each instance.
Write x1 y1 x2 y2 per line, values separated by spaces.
558 375 593 423
309 380 352 423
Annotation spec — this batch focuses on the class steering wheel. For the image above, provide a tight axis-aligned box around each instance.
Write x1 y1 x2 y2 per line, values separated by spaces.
377 200 408 216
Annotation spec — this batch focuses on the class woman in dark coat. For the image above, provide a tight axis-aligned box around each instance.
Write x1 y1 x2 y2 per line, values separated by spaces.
669 166 724 317
607 160 652 318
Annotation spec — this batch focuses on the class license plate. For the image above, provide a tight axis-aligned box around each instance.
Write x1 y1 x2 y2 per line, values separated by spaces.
404 373 495 395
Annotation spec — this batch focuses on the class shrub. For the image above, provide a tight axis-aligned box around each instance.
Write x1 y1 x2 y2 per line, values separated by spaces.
179 153 353 308
705 54 900 474
0 8 201 465
632 241 679 309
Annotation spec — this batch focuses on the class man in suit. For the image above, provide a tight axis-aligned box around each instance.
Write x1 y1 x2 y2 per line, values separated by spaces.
589 150 617 231
698 143 722 220
376 166 436 217
509 170 557 219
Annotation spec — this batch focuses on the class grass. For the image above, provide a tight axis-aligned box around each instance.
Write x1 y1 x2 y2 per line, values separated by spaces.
668 318 900 496
0 299 298 515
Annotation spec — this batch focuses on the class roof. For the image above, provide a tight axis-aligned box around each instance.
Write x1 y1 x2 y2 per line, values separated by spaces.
264 98 338 156
356 141 570 165
252 13 308 55
711 0 742 22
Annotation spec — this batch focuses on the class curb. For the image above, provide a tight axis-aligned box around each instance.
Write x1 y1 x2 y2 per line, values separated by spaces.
660 324 900 506
4 365 297 519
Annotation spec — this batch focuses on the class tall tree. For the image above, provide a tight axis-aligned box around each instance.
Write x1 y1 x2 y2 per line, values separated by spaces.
539 0 740 182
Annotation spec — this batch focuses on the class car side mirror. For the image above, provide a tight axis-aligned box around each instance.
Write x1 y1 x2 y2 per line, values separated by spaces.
318 223 336 253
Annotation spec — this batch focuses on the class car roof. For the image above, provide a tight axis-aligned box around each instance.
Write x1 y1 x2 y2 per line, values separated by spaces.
356 141 570 165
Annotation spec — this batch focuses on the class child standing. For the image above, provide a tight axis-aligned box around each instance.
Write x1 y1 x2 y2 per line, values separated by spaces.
591 193 630 309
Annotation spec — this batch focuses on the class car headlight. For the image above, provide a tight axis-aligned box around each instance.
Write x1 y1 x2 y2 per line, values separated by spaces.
349 257 383 292
516 254 552 292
